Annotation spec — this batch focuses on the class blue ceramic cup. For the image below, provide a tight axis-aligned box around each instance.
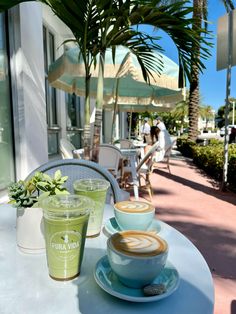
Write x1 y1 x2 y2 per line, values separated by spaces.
107 230 168 288
114 201 155 231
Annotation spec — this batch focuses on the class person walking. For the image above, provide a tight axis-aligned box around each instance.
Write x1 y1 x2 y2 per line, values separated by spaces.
150 119 158 144
153 117 172 162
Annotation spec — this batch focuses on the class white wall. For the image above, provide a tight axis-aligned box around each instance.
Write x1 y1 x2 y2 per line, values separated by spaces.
9 3 48 180
42 5 74 140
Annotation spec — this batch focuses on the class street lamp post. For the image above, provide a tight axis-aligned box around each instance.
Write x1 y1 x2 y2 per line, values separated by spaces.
217 9 236 191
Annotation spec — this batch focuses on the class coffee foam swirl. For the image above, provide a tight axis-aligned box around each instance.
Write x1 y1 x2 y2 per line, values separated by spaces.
115 201 154 213
109 231 167 257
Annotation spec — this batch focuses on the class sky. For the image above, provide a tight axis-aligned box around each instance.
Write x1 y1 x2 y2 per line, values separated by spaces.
144 0 235 112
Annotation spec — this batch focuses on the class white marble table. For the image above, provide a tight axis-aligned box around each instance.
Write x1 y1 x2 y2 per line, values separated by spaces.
132 141 147 159
0 204 214 314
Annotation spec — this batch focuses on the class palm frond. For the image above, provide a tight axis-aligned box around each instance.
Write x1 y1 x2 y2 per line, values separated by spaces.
221 0 235 12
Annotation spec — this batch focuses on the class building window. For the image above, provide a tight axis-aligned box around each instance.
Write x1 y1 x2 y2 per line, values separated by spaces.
0 13 15 193
66 93 83 148
43 25 60 155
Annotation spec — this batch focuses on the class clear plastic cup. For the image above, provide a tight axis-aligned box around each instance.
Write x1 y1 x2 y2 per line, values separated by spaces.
41 194 93 281
73 179 110 237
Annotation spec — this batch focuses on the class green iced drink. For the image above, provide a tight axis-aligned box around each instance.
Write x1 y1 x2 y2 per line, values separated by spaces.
73 179 110 237
41 195 92 281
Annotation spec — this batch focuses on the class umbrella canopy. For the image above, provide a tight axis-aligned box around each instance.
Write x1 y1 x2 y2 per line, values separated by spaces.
48 46 183 106
103 102 175 112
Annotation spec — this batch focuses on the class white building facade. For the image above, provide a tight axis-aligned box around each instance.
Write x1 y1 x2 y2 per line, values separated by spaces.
0 3 129 201
0 3 83 199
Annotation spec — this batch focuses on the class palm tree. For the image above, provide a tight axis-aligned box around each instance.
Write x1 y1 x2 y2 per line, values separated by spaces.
0 0 211 157
164 0 235 140
216 102 235 127
199 104 214 129
188 0 235 140
171 99 188 133
90 0 212 160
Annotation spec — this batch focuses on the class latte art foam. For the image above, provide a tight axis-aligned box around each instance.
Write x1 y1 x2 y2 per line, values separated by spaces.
115 201 154 213
109 231 167 257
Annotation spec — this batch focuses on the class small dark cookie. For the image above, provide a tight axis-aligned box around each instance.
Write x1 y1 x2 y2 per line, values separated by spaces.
143 283 166 296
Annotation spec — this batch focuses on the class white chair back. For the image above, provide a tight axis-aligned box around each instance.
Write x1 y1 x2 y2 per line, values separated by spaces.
59 138 76 159
121 141 159 201
136 141 159 173
25 159 130 203
98 144 123 178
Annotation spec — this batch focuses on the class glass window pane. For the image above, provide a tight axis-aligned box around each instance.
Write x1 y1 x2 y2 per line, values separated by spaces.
50 86 57 124
43 26 59 155
47 132 59 155
66 93 82 148
66 94 77 126
48 32 55 64
43 26 48 73
0 13 15 191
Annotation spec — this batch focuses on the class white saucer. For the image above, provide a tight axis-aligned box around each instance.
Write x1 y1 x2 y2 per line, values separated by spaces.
94 255 179 302
103 217 161 236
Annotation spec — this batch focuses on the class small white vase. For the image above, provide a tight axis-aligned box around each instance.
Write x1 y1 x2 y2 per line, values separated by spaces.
16 207 45 254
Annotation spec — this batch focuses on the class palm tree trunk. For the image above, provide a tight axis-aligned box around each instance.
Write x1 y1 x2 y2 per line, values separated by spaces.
111 78 120 143
188 66 199 140
83 73 91 160
92 52 105 162
188 0 202 141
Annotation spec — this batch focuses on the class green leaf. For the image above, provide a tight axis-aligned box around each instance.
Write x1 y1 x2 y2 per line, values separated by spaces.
61 176 68 182
42 173 52 182
8 200 16 205
54 170 62 181
55 189 70 195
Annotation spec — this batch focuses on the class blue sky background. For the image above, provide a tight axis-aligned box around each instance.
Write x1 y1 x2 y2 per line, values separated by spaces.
144 0 235 112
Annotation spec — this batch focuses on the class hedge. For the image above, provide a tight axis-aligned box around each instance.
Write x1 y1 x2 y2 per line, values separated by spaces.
177 137 236 191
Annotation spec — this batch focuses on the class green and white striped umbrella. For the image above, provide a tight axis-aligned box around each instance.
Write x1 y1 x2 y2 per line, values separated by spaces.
48 45 183 108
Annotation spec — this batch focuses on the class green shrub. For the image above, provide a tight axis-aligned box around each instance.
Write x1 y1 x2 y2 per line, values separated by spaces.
176 137 196 158
176 137 236 191
192 145 224 180
228 154 236 191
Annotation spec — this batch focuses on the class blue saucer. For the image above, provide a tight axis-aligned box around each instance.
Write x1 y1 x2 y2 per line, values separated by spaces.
103 217 161 236
94 255 179 302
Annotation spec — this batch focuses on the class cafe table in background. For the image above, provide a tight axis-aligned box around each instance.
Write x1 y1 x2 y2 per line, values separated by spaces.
119 148 139 200
132 140 147 159
0 203 214 314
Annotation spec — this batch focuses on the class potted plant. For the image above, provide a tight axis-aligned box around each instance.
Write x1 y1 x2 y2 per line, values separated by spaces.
8 170 69 254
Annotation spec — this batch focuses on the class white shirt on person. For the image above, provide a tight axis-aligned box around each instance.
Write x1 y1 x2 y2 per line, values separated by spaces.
141 122 150 134
154 121 172 162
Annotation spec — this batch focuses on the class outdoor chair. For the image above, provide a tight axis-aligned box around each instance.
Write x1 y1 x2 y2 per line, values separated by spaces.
25 159 130 204
98 144 124 183
59 138 82 159
122 141 160 201
152 139 176 173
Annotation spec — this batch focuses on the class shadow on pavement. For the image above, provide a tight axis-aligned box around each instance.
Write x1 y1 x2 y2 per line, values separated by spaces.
231 300 236 314
156 206 200 219
153 169 236 207
160 219 236 280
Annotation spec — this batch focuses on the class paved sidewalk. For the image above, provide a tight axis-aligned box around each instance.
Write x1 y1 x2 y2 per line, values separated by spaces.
134 151 236 314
